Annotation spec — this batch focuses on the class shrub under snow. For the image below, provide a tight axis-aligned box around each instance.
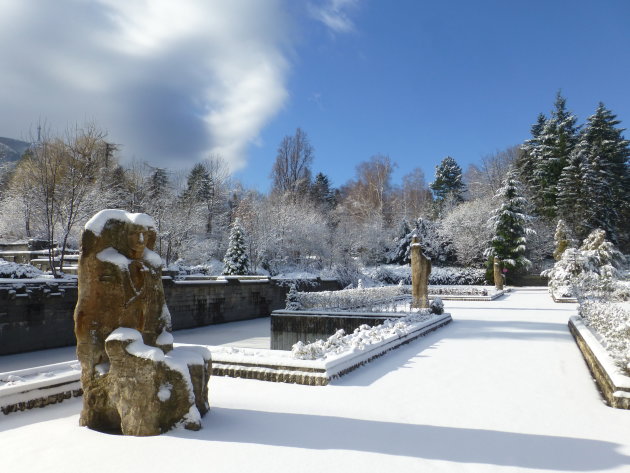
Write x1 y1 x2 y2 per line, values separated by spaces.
291 311 435 360
580 300 630 371
0 259 43 279
369 265 485 286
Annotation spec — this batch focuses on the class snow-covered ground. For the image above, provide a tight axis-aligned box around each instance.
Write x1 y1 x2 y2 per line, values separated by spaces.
2 288 630 473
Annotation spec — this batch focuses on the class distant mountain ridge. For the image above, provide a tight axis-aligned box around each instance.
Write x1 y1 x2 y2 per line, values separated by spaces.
0 137 31 162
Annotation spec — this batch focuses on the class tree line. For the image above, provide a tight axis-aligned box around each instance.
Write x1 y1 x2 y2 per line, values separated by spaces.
0 92 627 280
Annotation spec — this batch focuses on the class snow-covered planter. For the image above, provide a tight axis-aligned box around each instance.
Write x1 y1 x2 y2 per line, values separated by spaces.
0 258 44 279
291 310 436 360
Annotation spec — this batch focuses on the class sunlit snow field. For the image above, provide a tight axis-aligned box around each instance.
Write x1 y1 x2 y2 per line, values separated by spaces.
2 288 630 473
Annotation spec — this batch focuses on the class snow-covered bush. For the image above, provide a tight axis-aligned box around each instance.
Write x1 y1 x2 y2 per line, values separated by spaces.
0 259 43 279
292 311 435 360
544 229 625 298
580 300 630 372
285 284 303 311
369 265 485 286
430 297 444 315
295 286 407 311
429 267 486 285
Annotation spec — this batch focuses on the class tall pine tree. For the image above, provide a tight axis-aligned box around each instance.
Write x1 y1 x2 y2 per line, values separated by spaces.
486 171 533 274
430 156 466 207
557 103 630 242
523 93 579 219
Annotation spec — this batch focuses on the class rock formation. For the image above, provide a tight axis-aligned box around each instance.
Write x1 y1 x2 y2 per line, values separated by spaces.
410 235 431 309
74 209 211 436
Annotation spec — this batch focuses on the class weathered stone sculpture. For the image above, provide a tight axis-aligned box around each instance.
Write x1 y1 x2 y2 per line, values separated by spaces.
410 235 431 308
74 209 211 436
493 256 504 290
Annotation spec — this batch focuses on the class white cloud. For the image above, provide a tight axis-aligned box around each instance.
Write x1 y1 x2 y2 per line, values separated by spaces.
309 0 360 34
0 0 291 172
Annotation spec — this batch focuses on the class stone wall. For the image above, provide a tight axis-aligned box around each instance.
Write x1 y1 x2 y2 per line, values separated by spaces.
0 277 340 356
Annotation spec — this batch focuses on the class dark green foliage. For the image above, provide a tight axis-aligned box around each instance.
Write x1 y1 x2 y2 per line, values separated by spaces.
556 103 630 243
430 156 466 204
310 172 336 209
487 172 532 273
522 93 579 219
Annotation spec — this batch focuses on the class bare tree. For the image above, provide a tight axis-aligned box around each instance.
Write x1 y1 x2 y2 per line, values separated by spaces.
340 154 396 223
465 145 521 199
270 128 314 199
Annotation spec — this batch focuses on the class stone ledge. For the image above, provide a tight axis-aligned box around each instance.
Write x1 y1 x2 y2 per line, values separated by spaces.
209 312 453 386
1 361 82 415
568 315 630 409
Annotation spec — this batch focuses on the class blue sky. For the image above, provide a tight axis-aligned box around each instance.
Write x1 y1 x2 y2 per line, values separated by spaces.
0 1 628 192
240 0 630 191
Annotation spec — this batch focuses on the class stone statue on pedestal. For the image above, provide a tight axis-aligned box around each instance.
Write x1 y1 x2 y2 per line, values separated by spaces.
410 235 431 309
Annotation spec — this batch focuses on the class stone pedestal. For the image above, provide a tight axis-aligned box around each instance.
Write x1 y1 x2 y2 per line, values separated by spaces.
493 256 504 290
74 209 211 436
410 236 431 309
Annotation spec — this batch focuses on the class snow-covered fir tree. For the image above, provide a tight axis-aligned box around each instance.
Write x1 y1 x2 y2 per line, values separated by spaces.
486 171 534 273
285 284 302 310
387 218 412 264
522 93 579 219
222 218 249 275
561 103 630 243
430 156 466 205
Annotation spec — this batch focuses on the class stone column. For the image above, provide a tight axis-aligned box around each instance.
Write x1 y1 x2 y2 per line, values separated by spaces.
410 236 431 308
493 256 504 290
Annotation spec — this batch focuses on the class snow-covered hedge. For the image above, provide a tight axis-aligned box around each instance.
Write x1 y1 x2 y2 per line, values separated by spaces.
0 259 43 279
370 265 486 286
428 286 489 296
580 300 630 372
293 286 406 311
292 311 435 360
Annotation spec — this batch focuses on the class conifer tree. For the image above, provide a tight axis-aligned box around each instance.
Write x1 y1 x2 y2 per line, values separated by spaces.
557 103 630 242
524 93 579 219
222 218 249 275
388 219 412 264
486 171 533 273
310 172 336 209
430 156 466 204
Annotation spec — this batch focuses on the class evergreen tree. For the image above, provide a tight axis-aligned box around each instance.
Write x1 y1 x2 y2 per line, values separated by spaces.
148 168 169 201
518 113 546 182
183 163 213 203
388 218 412 264
310 172 336 209
525 93 579 219
556 150 587 238
430 156 466 204
486 171 533 274
576 103 629 243
222 218 249 275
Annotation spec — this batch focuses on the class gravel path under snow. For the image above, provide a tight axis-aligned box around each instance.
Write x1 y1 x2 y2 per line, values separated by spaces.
1 288 629 473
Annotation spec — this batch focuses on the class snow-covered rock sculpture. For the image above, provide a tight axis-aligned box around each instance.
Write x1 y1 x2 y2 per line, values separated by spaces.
74 209 211 436
410 235 431 308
